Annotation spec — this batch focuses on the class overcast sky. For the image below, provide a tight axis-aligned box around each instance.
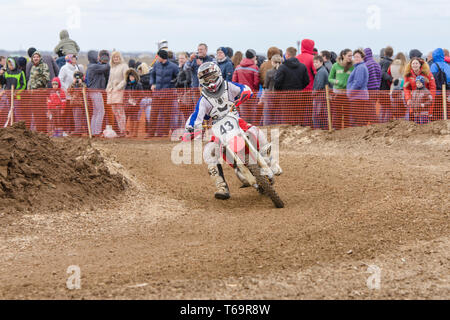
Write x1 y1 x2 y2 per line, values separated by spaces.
2 0 450 56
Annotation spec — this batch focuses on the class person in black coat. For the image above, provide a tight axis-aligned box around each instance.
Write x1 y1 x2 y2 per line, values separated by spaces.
274 47 310 125
274 47 309 91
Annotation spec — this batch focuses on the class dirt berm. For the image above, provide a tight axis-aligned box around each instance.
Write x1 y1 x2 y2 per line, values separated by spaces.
0 122 128 214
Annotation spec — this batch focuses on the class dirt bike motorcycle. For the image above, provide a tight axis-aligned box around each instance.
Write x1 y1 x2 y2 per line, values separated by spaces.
208 107 285 208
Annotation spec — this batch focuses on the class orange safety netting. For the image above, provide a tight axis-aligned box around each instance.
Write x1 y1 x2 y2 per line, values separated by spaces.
1 88 448 138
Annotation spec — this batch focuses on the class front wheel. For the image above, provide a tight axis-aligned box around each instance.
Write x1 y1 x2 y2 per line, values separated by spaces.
248 164 285 208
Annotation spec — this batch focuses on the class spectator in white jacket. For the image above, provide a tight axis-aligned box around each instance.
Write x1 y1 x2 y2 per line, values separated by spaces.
58 55 84 91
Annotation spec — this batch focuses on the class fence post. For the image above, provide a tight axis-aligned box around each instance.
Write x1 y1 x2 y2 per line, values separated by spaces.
325 85 332 132
82 87 92 139
10 85 14 125
443 85 448 120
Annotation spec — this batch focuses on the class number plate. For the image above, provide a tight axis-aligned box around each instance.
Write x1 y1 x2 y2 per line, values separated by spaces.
212 115 241 144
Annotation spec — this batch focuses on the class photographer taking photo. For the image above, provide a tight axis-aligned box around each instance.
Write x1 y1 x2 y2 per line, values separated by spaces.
68 71 87 136
187 43 214 87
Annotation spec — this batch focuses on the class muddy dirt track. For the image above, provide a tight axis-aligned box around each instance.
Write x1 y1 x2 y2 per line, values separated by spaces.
0 120 449 299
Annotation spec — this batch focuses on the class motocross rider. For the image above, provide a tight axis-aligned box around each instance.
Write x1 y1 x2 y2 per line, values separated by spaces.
183 62 282 200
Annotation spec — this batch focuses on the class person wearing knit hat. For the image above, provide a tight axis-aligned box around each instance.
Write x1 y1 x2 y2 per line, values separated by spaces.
410 74 433 124
148 48 179 137
245 49 256 59
27 47 37 58
25 48 59 87
216 47 234 81
157 49 169 60
217 47 228 57
409 49 423 59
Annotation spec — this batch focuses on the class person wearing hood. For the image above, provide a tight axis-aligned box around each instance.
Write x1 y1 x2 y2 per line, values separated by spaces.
328 49 354 129
86 50 111 136
430 48 450 86
232 49 260 123
28 51 50 132
347 49 371 127
216 47 234 82
54 30 80 68
363 48 381 124
274 47 310 125
363 48 381 91
430 48 450 120
26 47 59 88
296 39 317 126
46 77 66 136
106 51 129 136
0 57 27 125
403 57 436 120
58 54 84 91
124 68 143 137
296 39 316 91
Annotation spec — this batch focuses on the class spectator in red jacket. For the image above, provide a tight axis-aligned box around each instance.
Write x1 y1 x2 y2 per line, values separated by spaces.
47 77 66 136
233 49 260 91
232 49 260 123
296 39 316 91
296 39 316 126
403 57 436 120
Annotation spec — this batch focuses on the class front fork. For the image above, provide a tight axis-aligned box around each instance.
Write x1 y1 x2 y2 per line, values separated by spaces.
223 132 274 187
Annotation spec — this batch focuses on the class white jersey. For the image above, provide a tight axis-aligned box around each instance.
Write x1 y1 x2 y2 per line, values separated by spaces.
186 81 250 130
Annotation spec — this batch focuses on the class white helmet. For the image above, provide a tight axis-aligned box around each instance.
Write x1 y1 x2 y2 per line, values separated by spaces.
198 62 223 94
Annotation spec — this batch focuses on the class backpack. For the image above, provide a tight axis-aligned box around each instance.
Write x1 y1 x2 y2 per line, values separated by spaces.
434 63 448 90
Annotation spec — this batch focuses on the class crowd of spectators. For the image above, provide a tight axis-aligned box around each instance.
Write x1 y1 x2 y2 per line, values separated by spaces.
1 29 450 137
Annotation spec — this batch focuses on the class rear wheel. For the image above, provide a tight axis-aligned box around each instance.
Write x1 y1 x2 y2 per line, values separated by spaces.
248 165 284 208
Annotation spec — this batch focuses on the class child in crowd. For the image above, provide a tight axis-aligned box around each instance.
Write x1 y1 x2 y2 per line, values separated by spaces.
46 77 66 136
410 75 433 124
67 71 87 135
124 68 143 137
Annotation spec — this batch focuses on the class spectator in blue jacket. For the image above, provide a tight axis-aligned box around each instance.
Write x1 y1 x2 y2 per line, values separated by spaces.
187 43 214 87
430 48 450 120
148 49 179 137
347 49 372 127
430 48 450 86
216 47 234 81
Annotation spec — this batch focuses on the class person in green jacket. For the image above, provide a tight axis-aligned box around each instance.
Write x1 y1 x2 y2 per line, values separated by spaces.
328 49 354 129
54 30 80 68
0 57 27 125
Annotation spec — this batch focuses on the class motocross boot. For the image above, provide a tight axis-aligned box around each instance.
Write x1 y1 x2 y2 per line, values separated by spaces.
208 164 230 200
